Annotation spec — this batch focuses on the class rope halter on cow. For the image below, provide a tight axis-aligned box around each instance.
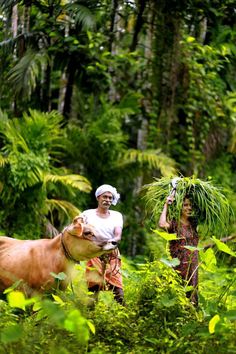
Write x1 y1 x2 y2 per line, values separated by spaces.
60 222 99 263
60 232 80 263
60 221 85 263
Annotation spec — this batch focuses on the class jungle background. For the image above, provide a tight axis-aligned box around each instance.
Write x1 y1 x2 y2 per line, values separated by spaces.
0 0 236 353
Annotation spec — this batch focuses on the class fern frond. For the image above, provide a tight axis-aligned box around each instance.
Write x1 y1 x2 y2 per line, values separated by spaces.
44 174 91 193
120 149 177 177
46 198 81 220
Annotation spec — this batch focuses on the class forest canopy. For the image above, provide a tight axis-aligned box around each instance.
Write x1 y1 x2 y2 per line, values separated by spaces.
0 1 236 353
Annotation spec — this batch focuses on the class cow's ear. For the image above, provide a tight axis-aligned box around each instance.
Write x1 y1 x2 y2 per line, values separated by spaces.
73 215 84 224
72 217 83 236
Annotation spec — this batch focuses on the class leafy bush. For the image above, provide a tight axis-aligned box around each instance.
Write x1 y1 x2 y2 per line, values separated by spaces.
0 257 235 353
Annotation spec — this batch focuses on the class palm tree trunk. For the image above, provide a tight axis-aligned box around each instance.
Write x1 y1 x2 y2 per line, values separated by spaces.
63 56 77 120
11 5 18 38
108 1 121 101
23 2 31 34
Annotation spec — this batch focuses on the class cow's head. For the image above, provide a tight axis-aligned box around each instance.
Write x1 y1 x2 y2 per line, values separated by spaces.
61 216 118 261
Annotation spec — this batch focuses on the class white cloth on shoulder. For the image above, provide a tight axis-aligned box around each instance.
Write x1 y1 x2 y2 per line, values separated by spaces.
95 184 120 205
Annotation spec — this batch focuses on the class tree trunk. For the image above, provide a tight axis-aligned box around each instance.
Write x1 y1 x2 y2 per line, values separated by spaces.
11 5 18 38
63 56 77 121
108 0 119 53
130 0 147 52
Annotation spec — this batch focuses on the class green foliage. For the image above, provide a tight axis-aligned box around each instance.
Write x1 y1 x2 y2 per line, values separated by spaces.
178 35 235 174
143 175 232 237
64 3 97 30
0 252 235 353
119 149 177 177
8 50 49 99
0 290 95 353
67 94 174 186
0 109 91 237
0 1 235 351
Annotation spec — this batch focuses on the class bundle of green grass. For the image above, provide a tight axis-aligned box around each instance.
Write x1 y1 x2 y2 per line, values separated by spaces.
143 176 233 237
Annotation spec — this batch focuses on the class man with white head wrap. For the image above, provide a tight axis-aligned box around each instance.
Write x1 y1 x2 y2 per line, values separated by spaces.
80 184 124 304
95 184 120 206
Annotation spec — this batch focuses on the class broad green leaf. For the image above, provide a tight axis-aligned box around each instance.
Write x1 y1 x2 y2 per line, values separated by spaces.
183 245 203 252
212 236 236 257
153 229 177 241
50 272 67 280
209 314 220 334
160 295 177 308
7 291 26 310
64 309 90 343
52 294 65 306
160 257 180 267
199 248 217 272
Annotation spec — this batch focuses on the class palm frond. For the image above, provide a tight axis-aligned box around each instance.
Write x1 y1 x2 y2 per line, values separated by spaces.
0 109 65 156
21 109 65 154
0 0 18 9
44 174 91 193
119 149 177 177
143 176 233 237
0 155 9 167
65 4 96 30
8 49 49 97
0 118 30 154
46 198 81 222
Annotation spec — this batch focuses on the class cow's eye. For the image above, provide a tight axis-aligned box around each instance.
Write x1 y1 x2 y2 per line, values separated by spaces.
83 231 94 238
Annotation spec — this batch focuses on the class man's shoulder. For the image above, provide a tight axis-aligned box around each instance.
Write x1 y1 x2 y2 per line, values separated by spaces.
110 210 123 217
81 209 96 215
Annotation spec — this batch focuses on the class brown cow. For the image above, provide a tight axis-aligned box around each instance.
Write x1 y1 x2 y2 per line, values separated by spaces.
0 216 117 296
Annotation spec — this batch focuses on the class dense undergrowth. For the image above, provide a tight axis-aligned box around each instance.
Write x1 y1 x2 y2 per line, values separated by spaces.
0 252 235 354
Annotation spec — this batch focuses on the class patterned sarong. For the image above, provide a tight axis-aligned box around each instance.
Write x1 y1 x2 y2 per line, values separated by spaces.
85 249 122 289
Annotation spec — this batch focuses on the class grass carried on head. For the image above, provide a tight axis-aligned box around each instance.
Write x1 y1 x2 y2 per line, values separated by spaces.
142 176 233 237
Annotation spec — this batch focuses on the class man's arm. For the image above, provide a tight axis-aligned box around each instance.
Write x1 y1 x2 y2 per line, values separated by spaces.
113 226 122 243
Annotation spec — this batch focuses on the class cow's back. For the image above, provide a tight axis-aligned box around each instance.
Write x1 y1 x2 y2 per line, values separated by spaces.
0 236 68 294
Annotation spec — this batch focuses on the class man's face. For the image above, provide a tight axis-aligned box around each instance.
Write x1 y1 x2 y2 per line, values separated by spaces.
97 192 113 209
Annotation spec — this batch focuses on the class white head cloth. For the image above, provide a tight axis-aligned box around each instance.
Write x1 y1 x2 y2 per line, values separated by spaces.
95 184 120 206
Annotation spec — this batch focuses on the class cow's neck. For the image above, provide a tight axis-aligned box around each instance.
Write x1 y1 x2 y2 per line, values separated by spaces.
60 233 80 263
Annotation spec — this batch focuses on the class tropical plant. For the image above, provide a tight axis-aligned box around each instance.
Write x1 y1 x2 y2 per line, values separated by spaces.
0 109 91 237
